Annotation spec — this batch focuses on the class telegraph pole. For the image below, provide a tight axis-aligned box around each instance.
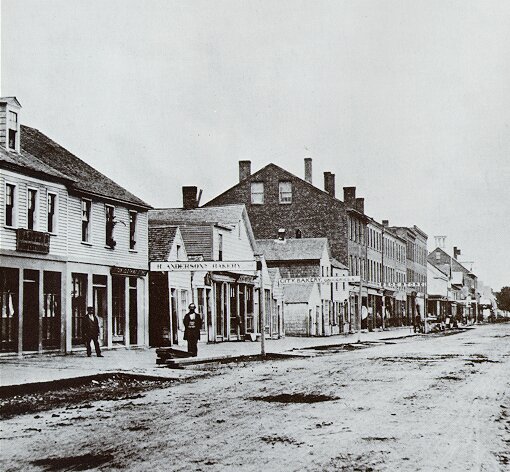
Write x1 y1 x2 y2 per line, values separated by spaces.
256 256 266 357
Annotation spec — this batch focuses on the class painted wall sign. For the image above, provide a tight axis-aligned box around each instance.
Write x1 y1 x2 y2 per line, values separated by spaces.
16 229 50 254
150 260 257 272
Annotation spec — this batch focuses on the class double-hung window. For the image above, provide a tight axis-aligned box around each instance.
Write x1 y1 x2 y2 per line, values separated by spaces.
250 182 264 204
129 211 137 250
27 189 37 230
105 205 115 248
81 199 91 243
5 183 16 227
47 193 57 233
279 181 292 204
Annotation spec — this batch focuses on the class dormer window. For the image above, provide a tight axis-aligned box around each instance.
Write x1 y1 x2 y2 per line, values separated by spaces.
279 181 292 204
8 112 17 150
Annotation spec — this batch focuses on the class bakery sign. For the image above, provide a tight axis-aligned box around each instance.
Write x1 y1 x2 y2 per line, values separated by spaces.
16 229 50 254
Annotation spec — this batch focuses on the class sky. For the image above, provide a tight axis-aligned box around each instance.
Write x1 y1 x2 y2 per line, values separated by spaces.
1 0 509 290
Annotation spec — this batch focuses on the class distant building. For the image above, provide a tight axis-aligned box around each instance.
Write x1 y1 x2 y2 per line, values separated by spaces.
256 234 349 336
149 188 272 343
0 97 152 354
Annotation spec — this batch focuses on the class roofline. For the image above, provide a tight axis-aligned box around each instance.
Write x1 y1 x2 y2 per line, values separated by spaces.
205 162 350 211
0 159 73 186
71 188 152 211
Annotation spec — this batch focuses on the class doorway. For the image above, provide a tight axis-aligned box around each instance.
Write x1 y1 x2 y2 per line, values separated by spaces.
23 270 39 351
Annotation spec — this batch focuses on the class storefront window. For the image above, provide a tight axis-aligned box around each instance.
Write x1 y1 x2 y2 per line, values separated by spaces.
43 271 61 349
71 273 87 346
0 268 19 352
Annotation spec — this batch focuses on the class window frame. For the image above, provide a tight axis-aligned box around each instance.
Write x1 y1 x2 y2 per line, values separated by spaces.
105 204 116 249
47 192 58 234
4 182 17 228
27 187 38 231
250 182 264 205
81 198 92 244
129 210 137 251
278 181 292 204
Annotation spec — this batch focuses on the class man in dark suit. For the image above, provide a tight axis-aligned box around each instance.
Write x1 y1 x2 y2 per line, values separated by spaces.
83 306 103 357
183 303 202 357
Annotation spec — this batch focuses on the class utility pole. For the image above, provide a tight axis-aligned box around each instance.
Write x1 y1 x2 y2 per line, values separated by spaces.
256 256 266 357
358 244 362 343
381 225 385 331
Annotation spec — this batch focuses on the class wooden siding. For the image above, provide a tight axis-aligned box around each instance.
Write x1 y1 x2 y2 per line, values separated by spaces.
0 170 68 257
67 195 148 268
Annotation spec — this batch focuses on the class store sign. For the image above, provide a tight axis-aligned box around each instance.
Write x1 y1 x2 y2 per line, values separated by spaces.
279 275 360 285
16 229 50 254
150 260 257 272
111 266 148 277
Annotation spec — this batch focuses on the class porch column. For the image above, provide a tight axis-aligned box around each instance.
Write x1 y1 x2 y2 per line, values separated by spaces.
124 276 130 348
38 270 43 353
17 270 23 357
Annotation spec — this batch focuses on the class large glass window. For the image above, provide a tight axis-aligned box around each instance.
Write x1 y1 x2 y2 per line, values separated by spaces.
279 181 292 204
250 182 264 204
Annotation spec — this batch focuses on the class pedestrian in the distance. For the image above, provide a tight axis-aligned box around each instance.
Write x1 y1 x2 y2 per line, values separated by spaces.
83 306 103 357
183 303 202 357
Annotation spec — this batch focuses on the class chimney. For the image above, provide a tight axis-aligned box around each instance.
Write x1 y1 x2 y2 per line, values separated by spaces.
0 97 21 153
182 186 199 210
239 160 251 182
343 186 356 206
382 220 389 227
277 228 286 241
304 158 313 184
355 197 364 214
324 172 336 197
453 246 461 259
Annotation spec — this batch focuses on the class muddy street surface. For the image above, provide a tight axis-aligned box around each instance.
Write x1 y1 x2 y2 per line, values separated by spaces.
1 324 509 471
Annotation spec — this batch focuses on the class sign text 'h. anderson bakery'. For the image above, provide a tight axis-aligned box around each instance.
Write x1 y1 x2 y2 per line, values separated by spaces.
150 261 257 272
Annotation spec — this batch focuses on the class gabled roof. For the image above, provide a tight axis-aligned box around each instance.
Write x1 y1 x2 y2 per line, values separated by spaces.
283 283 315 303
0 146 71 183
150 204 257 252
331 257 348 270
20 125 151 210
256 238 329 262
178 224 213 260
148 226 179 262
150 204 245 226
0 97 22 107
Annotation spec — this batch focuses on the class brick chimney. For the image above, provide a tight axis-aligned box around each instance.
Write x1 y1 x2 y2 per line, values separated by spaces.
0 97 21 153
239 160 251 182
453 246 461 260
343 186 356 206
277 228 286 241
355 197 364 214
324 172 335 197
304 158 313 184
382 220 389 227
182 186 199 210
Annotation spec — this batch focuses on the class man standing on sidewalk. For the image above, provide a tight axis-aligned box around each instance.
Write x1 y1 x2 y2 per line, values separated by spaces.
183 303 202 357
83 306 103 357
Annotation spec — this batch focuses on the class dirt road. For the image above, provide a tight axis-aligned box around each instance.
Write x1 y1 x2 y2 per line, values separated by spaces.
1 324 509 471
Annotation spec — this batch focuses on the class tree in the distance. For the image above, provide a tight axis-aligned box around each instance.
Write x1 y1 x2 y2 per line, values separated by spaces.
495 286 510 312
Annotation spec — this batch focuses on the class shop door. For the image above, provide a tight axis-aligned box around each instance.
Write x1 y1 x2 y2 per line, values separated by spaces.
71 274 87 346
112 276 125 344
93 275 108 345
43 272 61 349
129 278 138 345
23 270 39 351
1 268 19 352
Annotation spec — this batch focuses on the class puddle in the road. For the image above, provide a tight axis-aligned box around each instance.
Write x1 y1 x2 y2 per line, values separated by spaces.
31 452 114 471
251 392 339 403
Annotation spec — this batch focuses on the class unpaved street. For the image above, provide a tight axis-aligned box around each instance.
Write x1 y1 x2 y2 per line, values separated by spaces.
1 324 509 471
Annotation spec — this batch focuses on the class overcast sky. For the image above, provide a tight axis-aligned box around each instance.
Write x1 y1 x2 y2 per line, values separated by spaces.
2 0 509 290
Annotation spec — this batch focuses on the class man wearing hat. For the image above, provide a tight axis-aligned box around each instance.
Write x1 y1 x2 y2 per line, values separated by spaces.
183 303 202 357
83 306 103 357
